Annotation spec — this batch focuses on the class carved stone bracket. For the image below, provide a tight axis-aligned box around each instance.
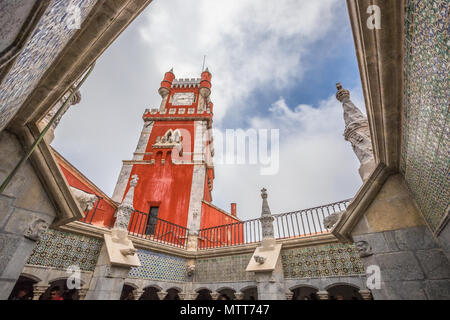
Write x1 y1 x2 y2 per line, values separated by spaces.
355 240 373 258
24 218 49 242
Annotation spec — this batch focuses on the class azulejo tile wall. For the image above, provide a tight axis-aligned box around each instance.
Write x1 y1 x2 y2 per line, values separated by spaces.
402 0 449 232
26 229 102 272
194 253 255 283
128 250 187 282
0 0 97 131
281 243 364 279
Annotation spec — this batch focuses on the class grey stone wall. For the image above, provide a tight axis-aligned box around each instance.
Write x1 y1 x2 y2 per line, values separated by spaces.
354 226 450 300
0 131 57 299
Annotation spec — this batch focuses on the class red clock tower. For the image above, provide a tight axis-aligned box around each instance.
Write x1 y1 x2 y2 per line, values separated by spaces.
112 68 239 243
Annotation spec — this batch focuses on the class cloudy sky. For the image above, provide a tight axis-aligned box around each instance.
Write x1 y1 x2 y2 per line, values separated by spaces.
53 0 365 221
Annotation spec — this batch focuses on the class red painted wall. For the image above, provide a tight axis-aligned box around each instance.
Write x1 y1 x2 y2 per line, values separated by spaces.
56 157 117 228
199 201 243 248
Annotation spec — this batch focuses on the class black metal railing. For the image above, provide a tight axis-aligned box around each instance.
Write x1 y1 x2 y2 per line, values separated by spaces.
198 218 261 250
198 199 351 250
127 210 188 249
272 199 351 239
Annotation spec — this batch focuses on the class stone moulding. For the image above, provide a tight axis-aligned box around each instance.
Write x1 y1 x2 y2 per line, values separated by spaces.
332 162 393 242
346 0 405 170
0 1 51 82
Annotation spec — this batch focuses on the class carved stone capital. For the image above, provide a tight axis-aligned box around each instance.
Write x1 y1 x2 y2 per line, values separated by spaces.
234 292 244 300
211 292 220 300
133 289 144 300
359 289 373 300
32 284 50 300
316 291 329 300
285 292 294 300
157 291 168 300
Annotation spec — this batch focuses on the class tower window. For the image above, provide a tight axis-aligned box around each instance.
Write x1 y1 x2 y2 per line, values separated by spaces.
145 206 159 235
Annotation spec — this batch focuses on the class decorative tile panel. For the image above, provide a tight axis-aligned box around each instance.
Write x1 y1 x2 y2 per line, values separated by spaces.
194 253 255 283
128 249 187 282
0 0 97 131
26 229 102 272
282 243 364 279
402 0 449 232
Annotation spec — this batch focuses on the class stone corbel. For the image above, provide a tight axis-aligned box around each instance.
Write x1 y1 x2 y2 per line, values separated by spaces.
24 218 49 242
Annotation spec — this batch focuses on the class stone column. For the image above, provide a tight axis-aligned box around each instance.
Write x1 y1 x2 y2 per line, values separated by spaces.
178 293 186 300
211 292 220 300
0 132 58 300
285 292 294 300
316 291 329 300
157 291 168 300
359 289 372 300
335 83 375 181
32 284 49 300
133 289 144 300
78 287 89 300
187 292 199 300
246 188 286 300
85 176 141 300
234 292 244 300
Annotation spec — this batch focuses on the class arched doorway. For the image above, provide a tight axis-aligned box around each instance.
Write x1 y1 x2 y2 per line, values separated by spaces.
8 275 38 300
327 284 363 300
40 279 80 300
120 284 137 300
291 286 318 300
196 289 212 300
139 286 160 300
217 288 235 300
164 288 181 300
241 286 258 300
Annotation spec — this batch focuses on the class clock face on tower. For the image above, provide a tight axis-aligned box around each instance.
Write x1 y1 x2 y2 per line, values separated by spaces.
172 92 195 106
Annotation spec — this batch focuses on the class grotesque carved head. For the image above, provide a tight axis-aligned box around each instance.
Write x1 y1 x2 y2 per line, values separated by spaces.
355 240 373 258
24 218 49 242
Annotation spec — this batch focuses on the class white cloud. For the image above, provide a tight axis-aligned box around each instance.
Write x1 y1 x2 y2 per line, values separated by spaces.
139 0 342 121
212 91 365 220
52 0 364 222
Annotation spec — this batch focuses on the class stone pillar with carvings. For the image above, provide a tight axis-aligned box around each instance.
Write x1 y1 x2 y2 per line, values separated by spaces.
316 291 329 300
133 289 144 300
211 292 220 300
285 292 294 300
157 291 168 300
336 83 375 181
78 287 89 300
234 292 244 300
39 85 82 144
32 284 49 300
85 176 141 300
246 188 286 300
359 289 373 300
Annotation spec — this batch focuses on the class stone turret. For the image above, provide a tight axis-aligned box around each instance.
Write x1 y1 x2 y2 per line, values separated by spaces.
336 83 375 181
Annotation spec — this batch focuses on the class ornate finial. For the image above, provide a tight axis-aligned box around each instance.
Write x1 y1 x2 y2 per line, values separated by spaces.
336 82 350 102
130 174 139 187
261 188 267 199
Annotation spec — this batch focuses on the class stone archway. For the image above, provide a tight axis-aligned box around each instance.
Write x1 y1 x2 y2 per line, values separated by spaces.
120 283 137 300
217 287 236 300
164 288 181 300
40 279 80 300
241 286 258 300
195 289 212 300
7 275 39 300
327 284 363 300
140 286 161 300
291 285 319 300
